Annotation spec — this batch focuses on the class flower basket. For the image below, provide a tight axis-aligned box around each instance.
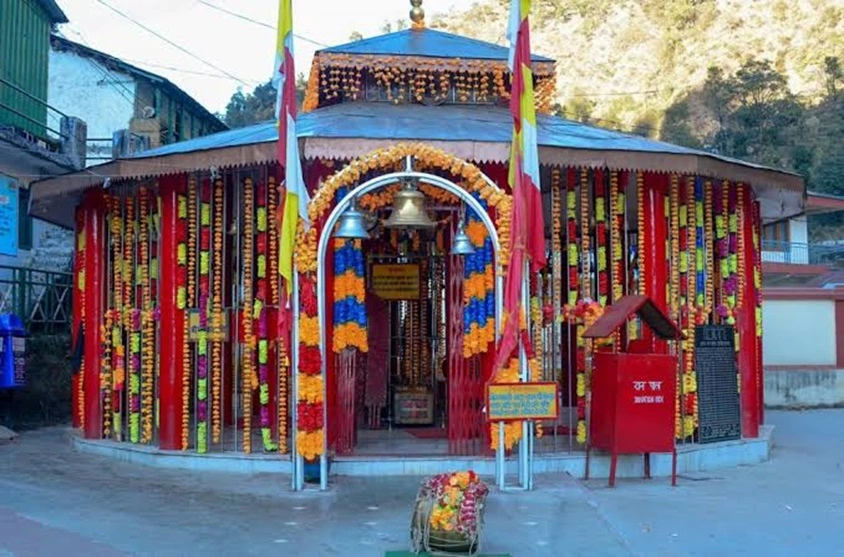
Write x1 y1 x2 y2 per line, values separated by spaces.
410 471 488 556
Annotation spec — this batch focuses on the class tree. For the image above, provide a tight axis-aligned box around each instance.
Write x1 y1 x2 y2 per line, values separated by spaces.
223 74 309 129
824 56 843 98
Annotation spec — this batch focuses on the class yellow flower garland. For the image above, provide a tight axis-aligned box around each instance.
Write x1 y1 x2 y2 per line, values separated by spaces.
212 178 225 444
242 177 255 454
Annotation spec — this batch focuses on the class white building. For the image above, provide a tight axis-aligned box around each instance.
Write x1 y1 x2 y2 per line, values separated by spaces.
48 34 227 167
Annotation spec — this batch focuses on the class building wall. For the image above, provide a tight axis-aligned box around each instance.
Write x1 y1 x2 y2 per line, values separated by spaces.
762 298 836 366
0 0 51 138
762 215 809 264
48 49 135 167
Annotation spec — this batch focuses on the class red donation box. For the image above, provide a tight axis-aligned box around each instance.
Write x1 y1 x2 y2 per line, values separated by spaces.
582 295 685 487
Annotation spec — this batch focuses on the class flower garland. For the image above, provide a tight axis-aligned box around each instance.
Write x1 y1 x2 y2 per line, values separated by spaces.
566 169 578 307
576 168 590 445
269 176 288 454
76 222 85 430
177 185 190 450
636 172 646 297
425 471 488 537
110 196 125 440
139 187 155 444
694 179 706 323
302 53 557 113
551 168 563 331
462 193 495 358
299 143 512 272
752 202 763 339
197 182 212 453
332 226 368 354
212 178 225 446
490 357 523 451
123 195 139 444
684 177 698 436
669 176 682 439
242 177 256 454
255 181 277 452
610 171 625 304
714 182 728 322
704 181 715 320
297 273 325 460
727 183 739 326
595 171 609 307
101 286 112 439
737 183 746 307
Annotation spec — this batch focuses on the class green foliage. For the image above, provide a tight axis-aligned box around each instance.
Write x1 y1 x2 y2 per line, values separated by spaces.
223 74 308 129
0 334 72 430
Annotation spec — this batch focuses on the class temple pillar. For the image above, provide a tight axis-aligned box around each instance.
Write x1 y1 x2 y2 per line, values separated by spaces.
738 189 760 437
82 189 105 439
158 175 187 450
641 172 668 353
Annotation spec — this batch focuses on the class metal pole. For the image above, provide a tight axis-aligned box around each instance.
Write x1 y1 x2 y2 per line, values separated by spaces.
291 267 302 490
497 423 505 490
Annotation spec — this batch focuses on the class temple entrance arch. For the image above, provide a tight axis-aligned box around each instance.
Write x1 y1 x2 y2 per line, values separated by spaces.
291 144 512 490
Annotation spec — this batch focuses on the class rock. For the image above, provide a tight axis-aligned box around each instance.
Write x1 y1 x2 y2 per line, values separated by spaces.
0 424 18 443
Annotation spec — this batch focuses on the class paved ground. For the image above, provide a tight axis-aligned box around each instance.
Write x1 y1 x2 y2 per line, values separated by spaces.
0 409 842 556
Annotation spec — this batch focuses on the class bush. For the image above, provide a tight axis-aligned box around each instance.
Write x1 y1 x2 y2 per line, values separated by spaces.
0 333 72 430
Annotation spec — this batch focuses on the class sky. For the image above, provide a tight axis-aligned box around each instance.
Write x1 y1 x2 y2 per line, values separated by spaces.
54 0 479 115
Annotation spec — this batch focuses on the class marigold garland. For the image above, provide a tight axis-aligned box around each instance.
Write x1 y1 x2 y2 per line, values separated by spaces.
594 170 608 307
242 178 255 454
463 193 495 358
139 187 155 444
704 181 715 320
551 168 563 334
75 223 85 430
269 175 287 453
108 195 124 438
298 143 512 272
333 233 369 354
297 272 324 460
255 181 277 452
125 196 140 444
178 183 190 451
212 178 225 447
566 169 578 307
685 176 699 435
637 171 646 297
576 168 591 445
197 181 212 452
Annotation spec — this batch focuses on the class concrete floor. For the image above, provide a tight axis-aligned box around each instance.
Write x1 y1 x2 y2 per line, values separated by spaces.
1 409 842 556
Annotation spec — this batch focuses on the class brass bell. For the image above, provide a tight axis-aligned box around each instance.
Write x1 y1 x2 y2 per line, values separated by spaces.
384 178 436 229
334 198 370 239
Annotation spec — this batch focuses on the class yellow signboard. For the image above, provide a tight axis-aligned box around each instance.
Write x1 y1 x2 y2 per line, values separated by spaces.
487 382 559 421
187 310 229 342
370 263 420 300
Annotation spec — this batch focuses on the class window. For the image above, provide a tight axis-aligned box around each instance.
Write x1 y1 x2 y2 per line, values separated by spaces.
762 220 789 250
18 187 32 251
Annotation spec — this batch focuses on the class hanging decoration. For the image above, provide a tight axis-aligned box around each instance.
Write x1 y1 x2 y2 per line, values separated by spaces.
197 182 212 453
255 181 277 452
752 202 763 339
184 177 197 450
715 182 729 322
566 169 578 307
704 181 715 320
101 272 113 439
610 171 625 304
108 195 124 438
462 193 495 358
75 222 85 430
125 194 140 444
551 167 562 336
242 177 256 454
726 183 739 326
333 238 369 354
139 187 155 444
636 171 646 297
301 53 557 114
212 177 225 447
683 177 698 437
669 175 682 438
694 179 706 323
299 143 512 272
594 171 608 307
176 184 190 450
297 273 325 460
269 176 288 454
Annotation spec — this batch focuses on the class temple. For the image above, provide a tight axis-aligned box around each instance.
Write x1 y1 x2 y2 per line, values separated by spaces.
31 2 803 487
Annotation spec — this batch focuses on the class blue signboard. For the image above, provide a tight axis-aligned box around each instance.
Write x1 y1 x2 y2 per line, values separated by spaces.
0 176 18 257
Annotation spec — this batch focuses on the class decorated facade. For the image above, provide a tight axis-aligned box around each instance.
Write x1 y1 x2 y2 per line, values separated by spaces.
33 5 802 485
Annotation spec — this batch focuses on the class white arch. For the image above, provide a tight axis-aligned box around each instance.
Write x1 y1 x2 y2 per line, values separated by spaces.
291 169 506 491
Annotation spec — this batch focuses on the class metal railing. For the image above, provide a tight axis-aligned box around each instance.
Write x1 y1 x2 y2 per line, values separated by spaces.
761 240 844 267
0 76 68 143
0 265 73 333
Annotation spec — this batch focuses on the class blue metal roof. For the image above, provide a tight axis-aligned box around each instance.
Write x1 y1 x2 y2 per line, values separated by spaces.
319 28 554 63
134 102 738 163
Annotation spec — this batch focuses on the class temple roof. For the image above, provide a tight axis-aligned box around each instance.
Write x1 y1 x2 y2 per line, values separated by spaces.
132 102 783 169
319 28 554 63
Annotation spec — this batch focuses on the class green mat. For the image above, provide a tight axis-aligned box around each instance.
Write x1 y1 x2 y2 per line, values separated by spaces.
385 552 511 557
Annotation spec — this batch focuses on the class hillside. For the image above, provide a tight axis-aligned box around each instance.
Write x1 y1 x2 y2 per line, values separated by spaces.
431 0 843 138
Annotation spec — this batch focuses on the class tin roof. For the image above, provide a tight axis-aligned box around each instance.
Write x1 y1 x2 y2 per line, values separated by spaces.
35 0 68 23
132 102 789 175
319 28 554 63
583 295 684 340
